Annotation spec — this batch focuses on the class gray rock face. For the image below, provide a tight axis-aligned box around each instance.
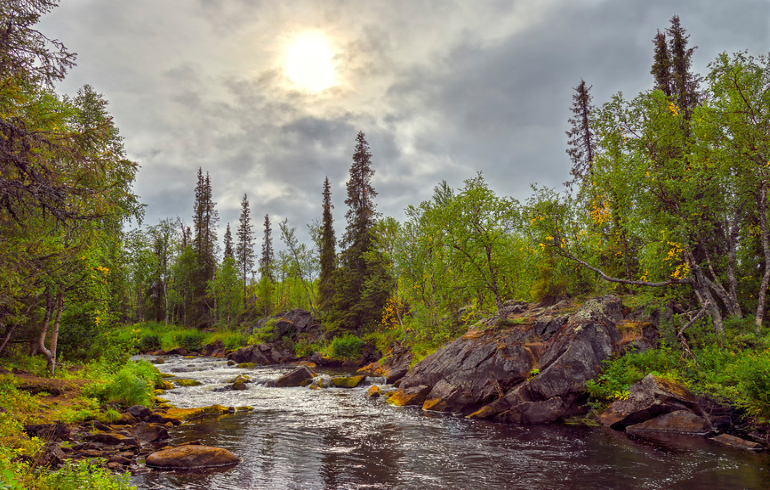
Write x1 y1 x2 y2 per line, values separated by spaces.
393 295 627 424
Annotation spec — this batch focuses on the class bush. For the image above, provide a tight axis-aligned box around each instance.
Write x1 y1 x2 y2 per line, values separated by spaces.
85 360 160 408
138 333 161 352
174 330 206 352
330 334 363 360
221 332 247 351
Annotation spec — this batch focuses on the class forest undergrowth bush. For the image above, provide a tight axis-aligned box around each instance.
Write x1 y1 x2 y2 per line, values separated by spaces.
587 317 770 419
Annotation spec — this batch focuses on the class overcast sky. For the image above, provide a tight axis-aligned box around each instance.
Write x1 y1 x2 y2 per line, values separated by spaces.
40 0 770 248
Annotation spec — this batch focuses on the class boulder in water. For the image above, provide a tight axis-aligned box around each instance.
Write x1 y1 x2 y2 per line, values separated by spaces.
710 434 764 451
625 410 711 436
276 365 317 387
331 375 365 388
146 445 240 469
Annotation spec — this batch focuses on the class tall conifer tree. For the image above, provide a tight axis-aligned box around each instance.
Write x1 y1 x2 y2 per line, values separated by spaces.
565 79 596 191
259 214 274 281
651 30 672 96
191 168 218 324
667 15 700 123
334 131 389 329
318 177 336 312
223 223 233 259
236 194 255 301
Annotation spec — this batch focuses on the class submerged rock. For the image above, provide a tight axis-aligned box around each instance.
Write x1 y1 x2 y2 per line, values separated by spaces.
710 434 764 451
146 445 240 469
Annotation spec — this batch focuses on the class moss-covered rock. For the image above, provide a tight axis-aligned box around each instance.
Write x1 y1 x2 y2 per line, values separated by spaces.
165 405 231 421
237 362 255 369
331 375 365 388
175 379 202 387
367 386 381 398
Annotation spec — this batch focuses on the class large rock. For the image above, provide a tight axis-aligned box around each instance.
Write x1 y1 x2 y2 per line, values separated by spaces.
598 374 703 429
146 445 240 469
358 342 413 384
227 343 296 365
392 295 626 423
134 423 169 443
203 340 224 356
626 410 711 436
276 366 317 387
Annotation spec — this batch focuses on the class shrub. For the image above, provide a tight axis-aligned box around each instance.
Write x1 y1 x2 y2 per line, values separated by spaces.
138 333 161 352
175 330 206 352
222 332 247 351
85 361 160 408
330 334 363 360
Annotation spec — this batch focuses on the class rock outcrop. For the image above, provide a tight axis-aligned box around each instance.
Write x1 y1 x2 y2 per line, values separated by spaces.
390 295 628 423
597 374 705 429
358 342 413 384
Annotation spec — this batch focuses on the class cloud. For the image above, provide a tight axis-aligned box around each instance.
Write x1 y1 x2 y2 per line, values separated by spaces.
39 0 770 248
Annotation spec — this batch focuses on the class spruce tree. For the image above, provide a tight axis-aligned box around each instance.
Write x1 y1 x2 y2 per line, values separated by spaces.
667 15 700 123
318 177 336 312
191 168 218 324
565 79 596 191
259 214 274 281
223 223 233 259
334 131 387 329
236 193 255 302
651 30 672 96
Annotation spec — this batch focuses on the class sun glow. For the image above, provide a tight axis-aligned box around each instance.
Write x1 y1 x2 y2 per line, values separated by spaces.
285 33 335 92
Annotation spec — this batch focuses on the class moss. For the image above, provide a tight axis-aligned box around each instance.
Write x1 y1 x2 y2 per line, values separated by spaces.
165 404 230 421
237 362 255 369
175 379 202 387
331 376 365 388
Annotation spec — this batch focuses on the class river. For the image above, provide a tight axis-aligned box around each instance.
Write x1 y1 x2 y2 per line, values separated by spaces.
131 355 769 490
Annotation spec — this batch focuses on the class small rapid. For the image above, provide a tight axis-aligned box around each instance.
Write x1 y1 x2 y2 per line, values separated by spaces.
131 355 769 490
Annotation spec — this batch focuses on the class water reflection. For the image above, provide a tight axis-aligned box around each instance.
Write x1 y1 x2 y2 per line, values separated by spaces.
132 356 769 489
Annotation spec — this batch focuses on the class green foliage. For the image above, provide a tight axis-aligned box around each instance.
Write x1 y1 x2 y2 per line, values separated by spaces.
0 459 135 490
85 361 160 408
330 334 363 360
174 329 206 352
586 343 681 402
138 333 161 352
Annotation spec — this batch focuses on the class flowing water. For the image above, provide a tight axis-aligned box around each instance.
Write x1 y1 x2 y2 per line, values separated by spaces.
131 355 769 490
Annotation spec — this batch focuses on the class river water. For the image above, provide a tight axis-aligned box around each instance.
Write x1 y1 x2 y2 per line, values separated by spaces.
131 355 769 490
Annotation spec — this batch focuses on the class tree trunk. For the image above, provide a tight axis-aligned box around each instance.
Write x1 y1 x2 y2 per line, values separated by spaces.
38 292 65 376
756 185 770 332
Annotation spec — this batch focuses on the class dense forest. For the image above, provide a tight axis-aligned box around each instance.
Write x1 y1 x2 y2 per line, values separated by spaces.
0 2 769 488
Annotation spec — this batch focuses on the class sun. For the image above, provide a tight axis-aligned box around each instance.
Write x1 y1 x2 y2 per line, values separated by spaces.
285 33 335 92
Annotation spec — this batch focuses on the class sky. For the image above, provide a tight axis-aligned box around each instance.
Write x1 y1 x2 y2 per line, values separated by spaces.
40 0 770 248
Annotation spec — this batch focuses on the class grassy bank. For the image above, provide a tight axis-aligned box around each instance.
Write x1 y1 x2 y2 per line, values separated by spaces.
0 353 167 489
